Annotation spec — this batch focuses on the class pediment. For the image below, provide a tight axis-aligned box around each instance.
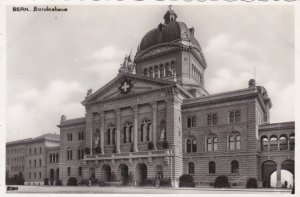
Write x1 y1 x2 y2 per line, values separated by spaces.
82 73 175 105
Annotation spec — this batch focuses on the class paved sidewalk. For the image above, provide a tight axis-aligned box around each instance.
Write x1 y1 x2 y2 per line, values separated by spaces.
6 185 293 194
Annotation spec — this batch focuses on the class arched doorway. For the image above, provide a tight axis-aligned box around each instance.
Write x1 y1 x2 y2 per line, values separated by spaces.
119 164 129 182
270 170 294 188
136 163 147 185
102 165 112 182
89 167 95 179
49 169 55 185
261 160 277 188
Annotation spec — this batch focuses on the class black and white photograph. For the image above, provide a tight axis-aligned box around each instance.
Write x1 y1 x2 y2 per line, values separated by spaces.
2 1 298 195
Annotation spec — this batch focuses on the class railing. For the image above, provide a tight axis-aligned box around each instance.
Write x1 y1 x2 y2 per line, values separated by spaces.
84 149 170 161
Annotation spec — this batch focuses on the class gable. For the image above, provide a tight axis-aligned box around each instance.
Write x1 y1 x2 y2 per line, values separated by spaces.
82 73 175 105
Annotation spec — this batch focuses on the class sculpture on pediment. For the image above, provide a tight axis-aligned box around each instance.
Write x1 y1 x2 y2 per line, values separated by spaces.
60 115 66 122
86 89 93 97
119 54 136 74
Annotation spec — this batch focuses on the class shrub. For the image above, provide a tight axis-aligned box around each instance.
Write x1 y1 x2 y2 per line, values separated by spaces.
160 178 172 187
179 174 195 187
55 180 63 186
44 178 49 185
91 179 99 185
67 177 78 186
148 142 154 150
99 180 106 187
79 179 89 186
246 178 258 188
144 178 155 186
95 146 101 154
162 141 169 149
85 147 90 155
214 175 230 188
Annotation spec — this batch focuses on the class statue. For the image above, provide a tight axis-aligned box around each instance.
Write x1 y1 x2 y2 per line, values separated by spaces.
86 89 93 97
160 128 166 141
60 115 66 122
248 79 256 88
94 136 100 147
119 54 136 74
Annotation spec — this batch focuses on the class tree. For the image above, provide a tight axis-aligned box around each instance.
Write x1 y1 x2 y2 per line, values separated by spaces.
214 175 230 188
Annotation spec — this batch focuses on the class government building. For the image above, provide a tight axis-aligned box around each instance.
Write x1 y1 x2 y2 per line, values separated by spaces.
6 7 295 188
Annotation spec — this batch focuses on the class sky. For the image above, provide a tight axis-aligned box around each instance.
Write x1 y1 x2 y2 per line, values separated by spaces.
6 5 295 142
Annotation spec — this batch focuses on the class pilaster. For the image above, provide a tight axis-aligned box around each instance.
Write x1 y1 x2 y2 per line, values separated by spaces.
132 105 139 152
115 109 121 153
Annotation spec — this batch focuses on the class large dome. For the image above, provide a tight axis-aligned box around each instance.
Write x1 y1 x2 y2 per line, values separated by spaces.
138 21 201 52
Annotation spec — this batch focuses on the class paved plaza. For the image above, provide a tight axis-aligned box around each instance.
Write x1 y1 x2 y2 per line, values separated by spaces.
6 185 292 194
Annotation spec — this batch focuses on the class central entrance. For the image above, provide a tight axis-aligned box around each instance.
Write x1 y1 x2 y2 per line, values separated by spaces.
119 164 129 182
136 163 147 185
102 165 112 182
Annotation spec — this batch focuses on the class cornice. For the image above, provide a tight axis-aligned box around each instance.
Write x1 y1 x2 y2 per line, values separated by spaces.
182 92 258 109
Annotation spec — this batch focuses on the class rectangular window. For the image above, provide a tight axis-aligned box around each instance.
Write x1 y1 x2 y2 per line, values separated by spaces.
229 110 241 123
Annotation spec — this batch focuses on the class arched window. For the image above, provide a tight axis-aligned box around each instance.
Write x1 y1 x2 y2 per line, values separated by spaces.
149 67 153 78
56 153 59 162
78 167 82 176
67 167 71 176
207 138 212 152
229 112 234 123
192 139 197 152
231 160 239 173
207 115 212 125
209 161 216 174
188 162 195 174
235 111 241 122
289 134 295 150
269 136 278 151
141 119 151 142
144 68 148 76
229 135 235 150
235 135 241 150
39 159 42 167
154 66 159 78
261 136 268 151
160 65 165 78
279 135 288 150
67 148 72 160
187 139 191 153
213 137 218 151
112 128 116 145
107 124 115 145
213 114 217 125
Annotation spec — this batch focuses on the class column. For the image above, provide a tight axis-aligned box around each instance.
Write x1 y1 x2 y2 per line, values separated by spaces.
277 139 280 151
132 105 139 152
276 163 282 187
287 138 290 150
268 138 270 151
152 102 158 150
100 111 105 154
115 109 121 153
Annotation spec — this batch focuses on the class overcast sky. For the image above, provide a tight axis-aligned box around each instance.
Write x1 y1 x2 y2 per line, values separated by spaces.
6 5 294 142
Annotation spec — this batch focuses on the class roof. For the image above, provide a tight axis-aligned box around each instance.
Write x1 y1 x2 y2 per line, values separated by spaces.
138 21 201 52
33 133 60 141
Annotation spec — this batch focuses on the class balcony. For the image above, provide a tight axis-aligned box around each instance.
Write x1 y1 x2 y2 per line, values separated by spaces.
84 149 171 161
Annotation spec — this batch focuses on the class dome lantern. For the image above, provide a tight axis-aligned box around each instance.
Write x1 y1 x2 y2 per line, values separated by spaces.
164 5 177 24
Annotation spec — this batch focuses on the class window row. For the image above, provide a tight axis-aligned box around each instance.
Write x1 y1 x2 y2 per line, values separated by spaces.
186 111 241 128
9 156 24 163
67 166 83 176
188 160 239 174
261 134 295 151
29 172 42 180
11 165 24 172
28 159 42 168
143 61 176 78
104 120 167 146
49 153 59 163
29 147 43 155
191 64 202 83
186 134 241 153
66 148 85 161
67 131 85 142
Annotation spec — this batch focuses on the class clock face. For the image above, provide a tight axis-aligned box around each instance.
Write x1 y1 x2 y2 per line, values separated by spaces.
119 80 132 94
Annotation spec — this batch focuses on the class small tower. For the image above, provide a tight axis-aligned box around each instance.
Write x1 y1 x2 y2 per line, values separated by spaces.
164 5 177 24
